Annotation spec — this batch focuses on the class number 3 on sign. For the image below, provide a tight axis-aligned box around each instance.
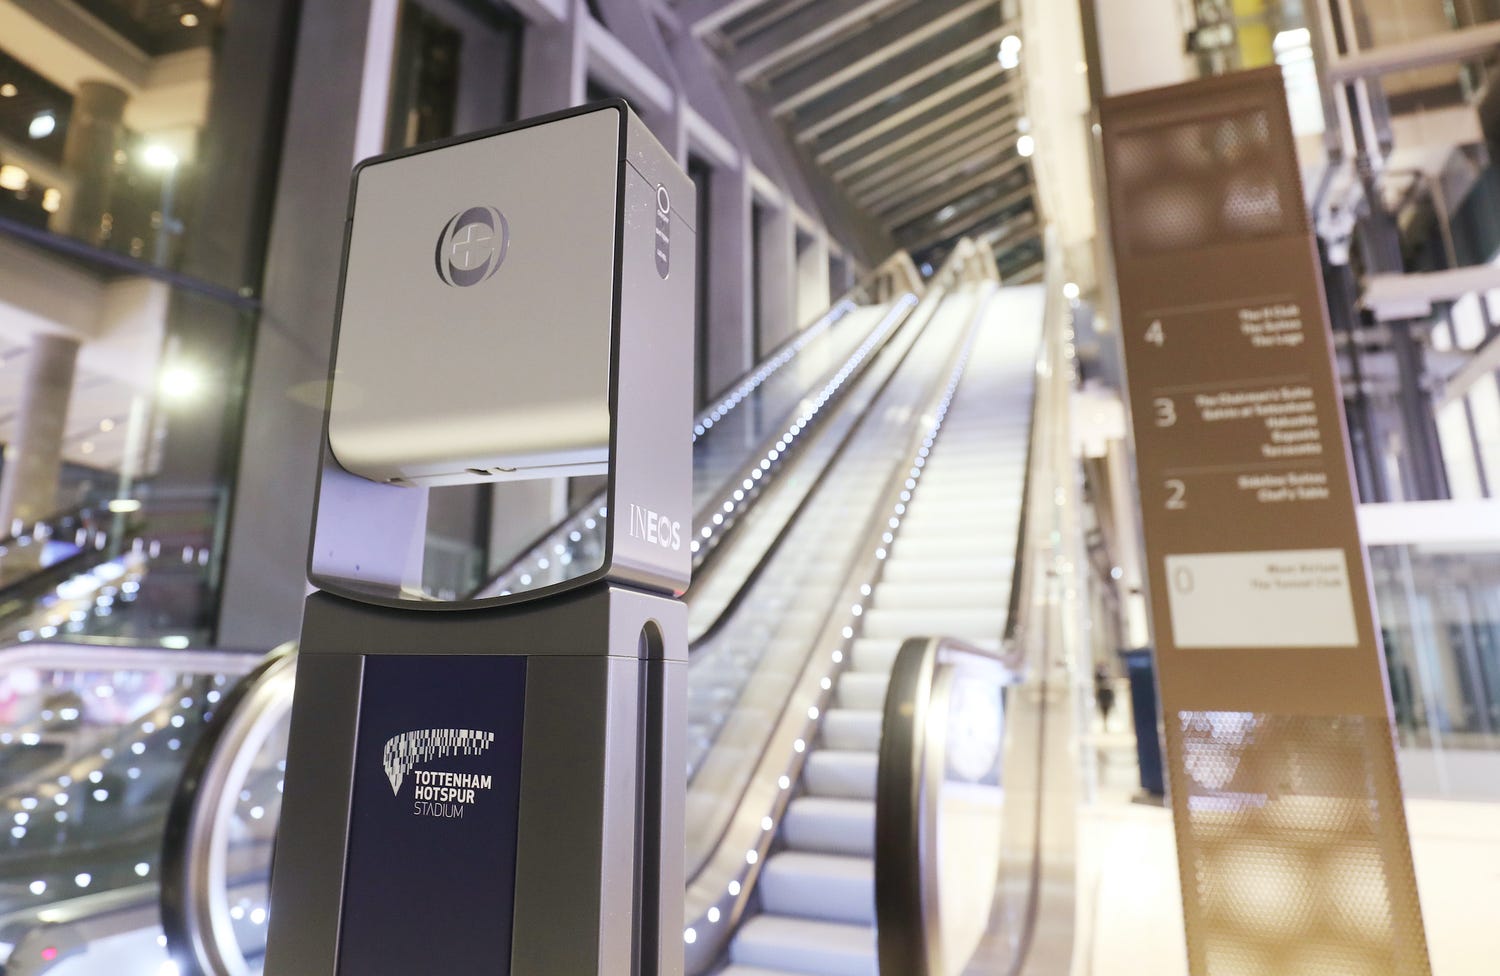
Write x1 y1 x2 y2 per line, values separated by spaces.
1164 479 1187 510
1153 397 1176 427
1144 320 1165 346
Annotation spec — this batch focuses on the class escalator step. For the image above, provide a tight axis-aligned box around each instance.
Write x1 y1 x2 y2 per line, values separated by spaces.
880 556 1012 582
871 580 1011 611
821 709 881 752
782 796 875 856
758 851 874 924
730 915 876 976
850 638 901 673
803 750 877 800
834 673 889 711
861 607 1006 641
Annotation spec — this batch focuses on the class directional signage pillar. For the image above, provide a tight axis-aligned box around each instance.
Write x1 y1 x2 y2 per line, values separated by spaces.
1100 67 1430 975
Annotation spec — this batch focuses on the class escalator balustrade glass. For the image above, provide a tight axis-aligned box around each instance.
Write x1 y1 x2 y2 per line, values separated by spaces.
0 644 259 974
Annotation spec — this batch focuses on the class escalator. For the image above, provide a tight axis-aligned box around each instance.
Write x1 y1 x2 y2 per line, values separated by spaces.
2 237 1084 976
714 284 1044 974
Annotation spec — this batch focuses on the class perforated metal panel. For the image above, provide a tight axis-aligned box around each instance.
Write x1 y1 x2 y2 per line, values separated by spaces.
1107 107 1303 256
1173 712 1430 975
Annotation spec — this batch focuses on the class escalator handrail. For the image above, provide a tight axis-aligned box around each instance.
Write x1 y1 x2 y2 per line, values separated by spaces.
696 249 921 415
1001 338 1042 653
159 642 296 976
874 625 1052 976
686 293 919 577
874 635 1010 974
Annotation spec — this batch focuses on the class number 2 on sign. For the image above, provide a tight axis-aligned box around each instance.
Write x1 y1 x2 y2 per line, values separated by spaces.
1165 479 1187 509
1144 320 1165 346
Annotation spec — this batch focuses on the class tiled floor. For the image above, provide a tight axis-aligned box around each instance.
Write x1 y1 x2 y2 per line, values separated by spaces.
1075 727 1500 976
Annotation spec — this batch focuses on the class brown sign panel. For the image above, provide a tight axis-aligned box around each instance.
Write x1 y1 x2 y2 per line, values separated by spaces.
1100 67 1430 975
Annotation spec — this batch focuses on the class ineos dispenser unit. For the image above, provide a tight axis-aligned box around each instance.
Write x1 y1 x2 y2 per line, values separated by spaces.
263 101 694 976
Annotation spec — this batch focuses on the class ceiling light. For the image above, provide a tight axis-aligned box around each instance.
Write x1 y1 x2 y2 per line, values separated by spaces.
28 113 55 139
141 144 179 171
41 188 60 213
1016 134 1035 158
180 13 199 27
0 165 28 191
159 365 203 400
0 84 16 98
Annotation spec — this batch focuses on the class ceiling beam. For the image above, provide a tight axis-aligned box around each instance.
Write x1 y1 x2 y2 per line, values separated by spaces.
895 180 1033 248
766 0 998 114
858 131 1019 214
811 67 1018 168
792 23 1014 143
939 194 1036 249
907 207 1036 261
1000 252 1044 284
846 113 1020 203
834 104 1015 185
882 161 1038 236
674 0 780 36
815 78 1014 167
979 208 1038 247
729 0 904 81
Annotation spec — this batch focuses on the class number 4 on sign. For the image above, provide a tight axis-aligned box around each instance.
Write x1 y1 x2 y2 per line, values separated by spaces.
1145 320 1165 346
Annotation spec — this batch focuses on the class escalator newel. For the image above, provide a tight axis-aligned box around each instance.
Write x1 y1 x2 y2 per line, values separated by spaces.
263 101 693 976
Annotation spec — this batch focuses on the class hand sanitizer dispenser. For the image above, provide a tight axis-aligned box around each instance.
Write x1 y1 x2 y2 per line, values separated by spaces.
265 101 693 976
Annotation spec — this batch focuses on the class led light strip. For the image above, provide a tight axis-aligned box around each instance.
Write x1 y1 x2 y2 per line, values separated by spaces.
493 296 891 594
691 294 918 558
692 299 855 444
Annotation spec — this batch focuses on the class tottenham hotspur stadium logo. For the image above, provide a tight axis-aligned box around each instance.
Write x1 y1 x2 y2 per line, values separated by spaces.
434 206 509 287
383 728 496 819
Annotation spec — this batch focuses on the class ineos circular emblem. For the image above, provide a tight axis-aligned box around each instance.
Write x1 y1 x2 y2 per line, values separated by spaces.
434 206 509 287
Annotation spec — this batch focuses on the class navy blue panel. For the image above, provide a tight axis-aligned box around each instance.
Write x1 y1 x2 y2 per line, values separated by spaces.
336 654 527 975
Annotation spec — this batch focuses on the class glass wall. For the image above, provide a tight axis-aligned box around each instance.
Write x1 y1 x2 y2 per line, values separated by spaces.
0 0 293 645
1373 545 1500 746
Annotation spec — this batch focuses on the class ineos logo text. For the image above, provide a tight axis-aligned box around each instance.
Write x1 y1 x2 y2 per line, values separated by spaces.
435 206 509 287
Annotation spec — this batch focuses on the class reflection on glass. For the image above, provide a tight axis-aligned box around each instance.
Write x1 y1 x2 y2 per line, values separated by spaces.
1372 544 1500 762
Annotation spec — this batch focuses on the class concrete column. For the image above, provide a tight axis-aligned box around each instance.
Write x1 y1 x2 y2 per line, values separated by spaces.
795 232 830 326
57 81 129 245
214 0 391 648
518 3 584 116
0 334 79 530
705 165 753 400
755 203 795 352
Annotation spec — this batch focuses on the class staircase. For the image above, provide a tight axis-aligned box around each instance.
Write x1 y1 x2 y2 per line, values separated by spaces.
719 285 1044 976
